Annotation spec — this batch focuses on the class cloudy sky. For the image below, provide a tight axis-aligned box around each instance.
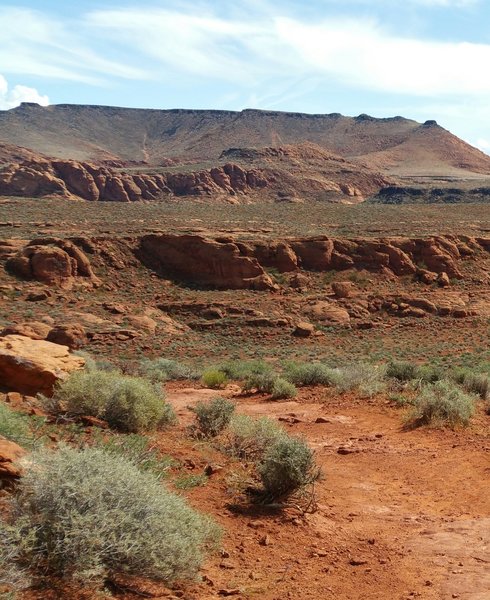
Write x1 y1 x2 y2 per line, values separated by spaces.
1 0 489 150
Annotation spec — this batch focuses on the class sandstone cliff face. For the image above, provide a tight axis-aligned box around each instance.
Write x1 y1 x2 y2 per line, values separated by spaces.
139 234 277 291
0 159 270 202
135 233 490 290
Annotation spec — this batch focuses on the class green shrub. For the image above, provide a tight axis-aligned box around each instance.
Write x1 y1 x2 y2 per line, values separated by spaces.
218 359 272 381
73 350 118 373
191 397 235 437
258 436 319 501
242 372 277 394
139 358 200 383
386 360 419 382
284 362 336 387
452 368 489 400
332 363 386 397
94 433 176 479
201 369 228 389
0 404 31 447
408 380 475 427
0 447 220 588
271 378 297 400
225 415 285 460
48 370 174 433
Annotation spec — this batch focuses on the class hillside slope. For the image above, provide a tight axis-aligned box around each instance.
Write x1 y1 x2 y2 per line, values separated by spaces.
1 103 489 176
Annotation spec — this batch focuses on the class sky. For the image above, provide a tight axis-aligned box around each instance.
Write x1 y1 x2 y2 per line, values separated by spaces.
1 0 490 151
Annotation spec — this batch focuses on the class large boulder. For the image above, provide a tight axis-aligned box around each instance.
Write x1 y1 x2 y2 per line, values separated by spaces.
5 238 99 288
307 302 351 326
0 335 85 396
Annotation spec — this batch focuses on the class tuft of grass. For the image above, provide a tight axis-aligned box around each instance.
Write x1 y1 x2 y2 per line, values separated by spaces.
0 446 221 588
407 380 475 428
191 397 235 438
47 370 175 433
242 372 277 394
174 473 208 490
0 404 32 447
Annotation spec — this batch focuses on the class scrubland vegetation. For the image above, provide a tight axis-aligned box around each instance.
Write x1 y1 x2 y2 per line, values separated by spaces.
1 352 488 596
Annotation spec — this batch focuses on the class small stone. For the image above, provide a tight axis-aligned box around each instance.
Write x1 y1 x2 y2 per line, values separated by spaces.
350 558 368 566
259 534 271 546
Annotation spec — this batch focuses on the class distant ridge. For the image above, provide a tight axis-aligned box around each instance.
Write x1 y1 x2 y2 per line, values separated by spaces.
0 103 489 176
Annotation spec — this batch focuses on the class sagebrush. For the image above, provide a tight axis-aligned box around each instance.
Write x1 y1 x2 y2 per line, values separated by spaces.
0 447 221 589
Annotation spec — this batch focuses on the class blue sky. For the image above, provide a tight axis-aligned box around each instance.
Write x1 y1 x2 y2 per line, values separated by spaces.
1 0 490 150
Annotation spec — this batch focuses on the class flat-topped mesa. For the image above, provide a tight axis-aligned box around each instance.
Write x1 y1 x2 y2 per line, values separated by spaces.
2 103 489 175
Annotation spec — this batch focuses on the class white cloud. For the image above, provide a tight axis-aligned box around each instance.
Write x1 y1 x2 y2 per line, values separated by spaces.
85 4 490 98
0 7 147 84
0 74 49 109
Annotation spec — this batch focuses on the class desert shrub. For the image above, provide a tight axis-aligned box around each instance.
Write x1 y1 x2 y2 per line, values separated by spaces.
386 360 419 382
0 404 31 447
191 397 235 437
73 350 118 373
218 359 272 381
332 363 386 397
48 370 174 432
416 364 443 384
0 447 220 588
201 369 228 389
408 380 475 427
242 372 277 394
270 378 297 400
258 436 319 501
224 415 285 460
452 368 489 400
284 362 336 387
139 358 200 383
94 433 176 479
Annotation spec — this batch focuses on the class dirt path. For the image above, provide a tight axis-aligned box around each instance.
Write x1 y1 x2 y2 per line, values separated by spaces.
166 386 490 600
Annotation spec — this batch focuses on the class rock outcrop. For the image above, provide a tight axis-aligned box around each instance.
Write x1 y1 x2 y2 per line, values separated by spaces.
0 335 85 396
0 437 26 483
139 234 277 290
5 237 99 288
0 158 270 202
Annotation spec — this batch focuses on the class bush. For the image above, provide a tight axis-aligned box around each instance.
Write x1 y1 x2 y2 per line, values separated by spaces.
48 370 174 432
452 368 489 400
201 369 228 389
408 380 475 427
94 433 176 480
284 362 336 387
332 363 386 397
218 359 272 381
242 372 277 394
139 358 200 383
271 378 297 400
191 397 235 437
258 436 318 501
0 404 31 447
225 415 285 460
0 447 220 588
386 360 419 382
